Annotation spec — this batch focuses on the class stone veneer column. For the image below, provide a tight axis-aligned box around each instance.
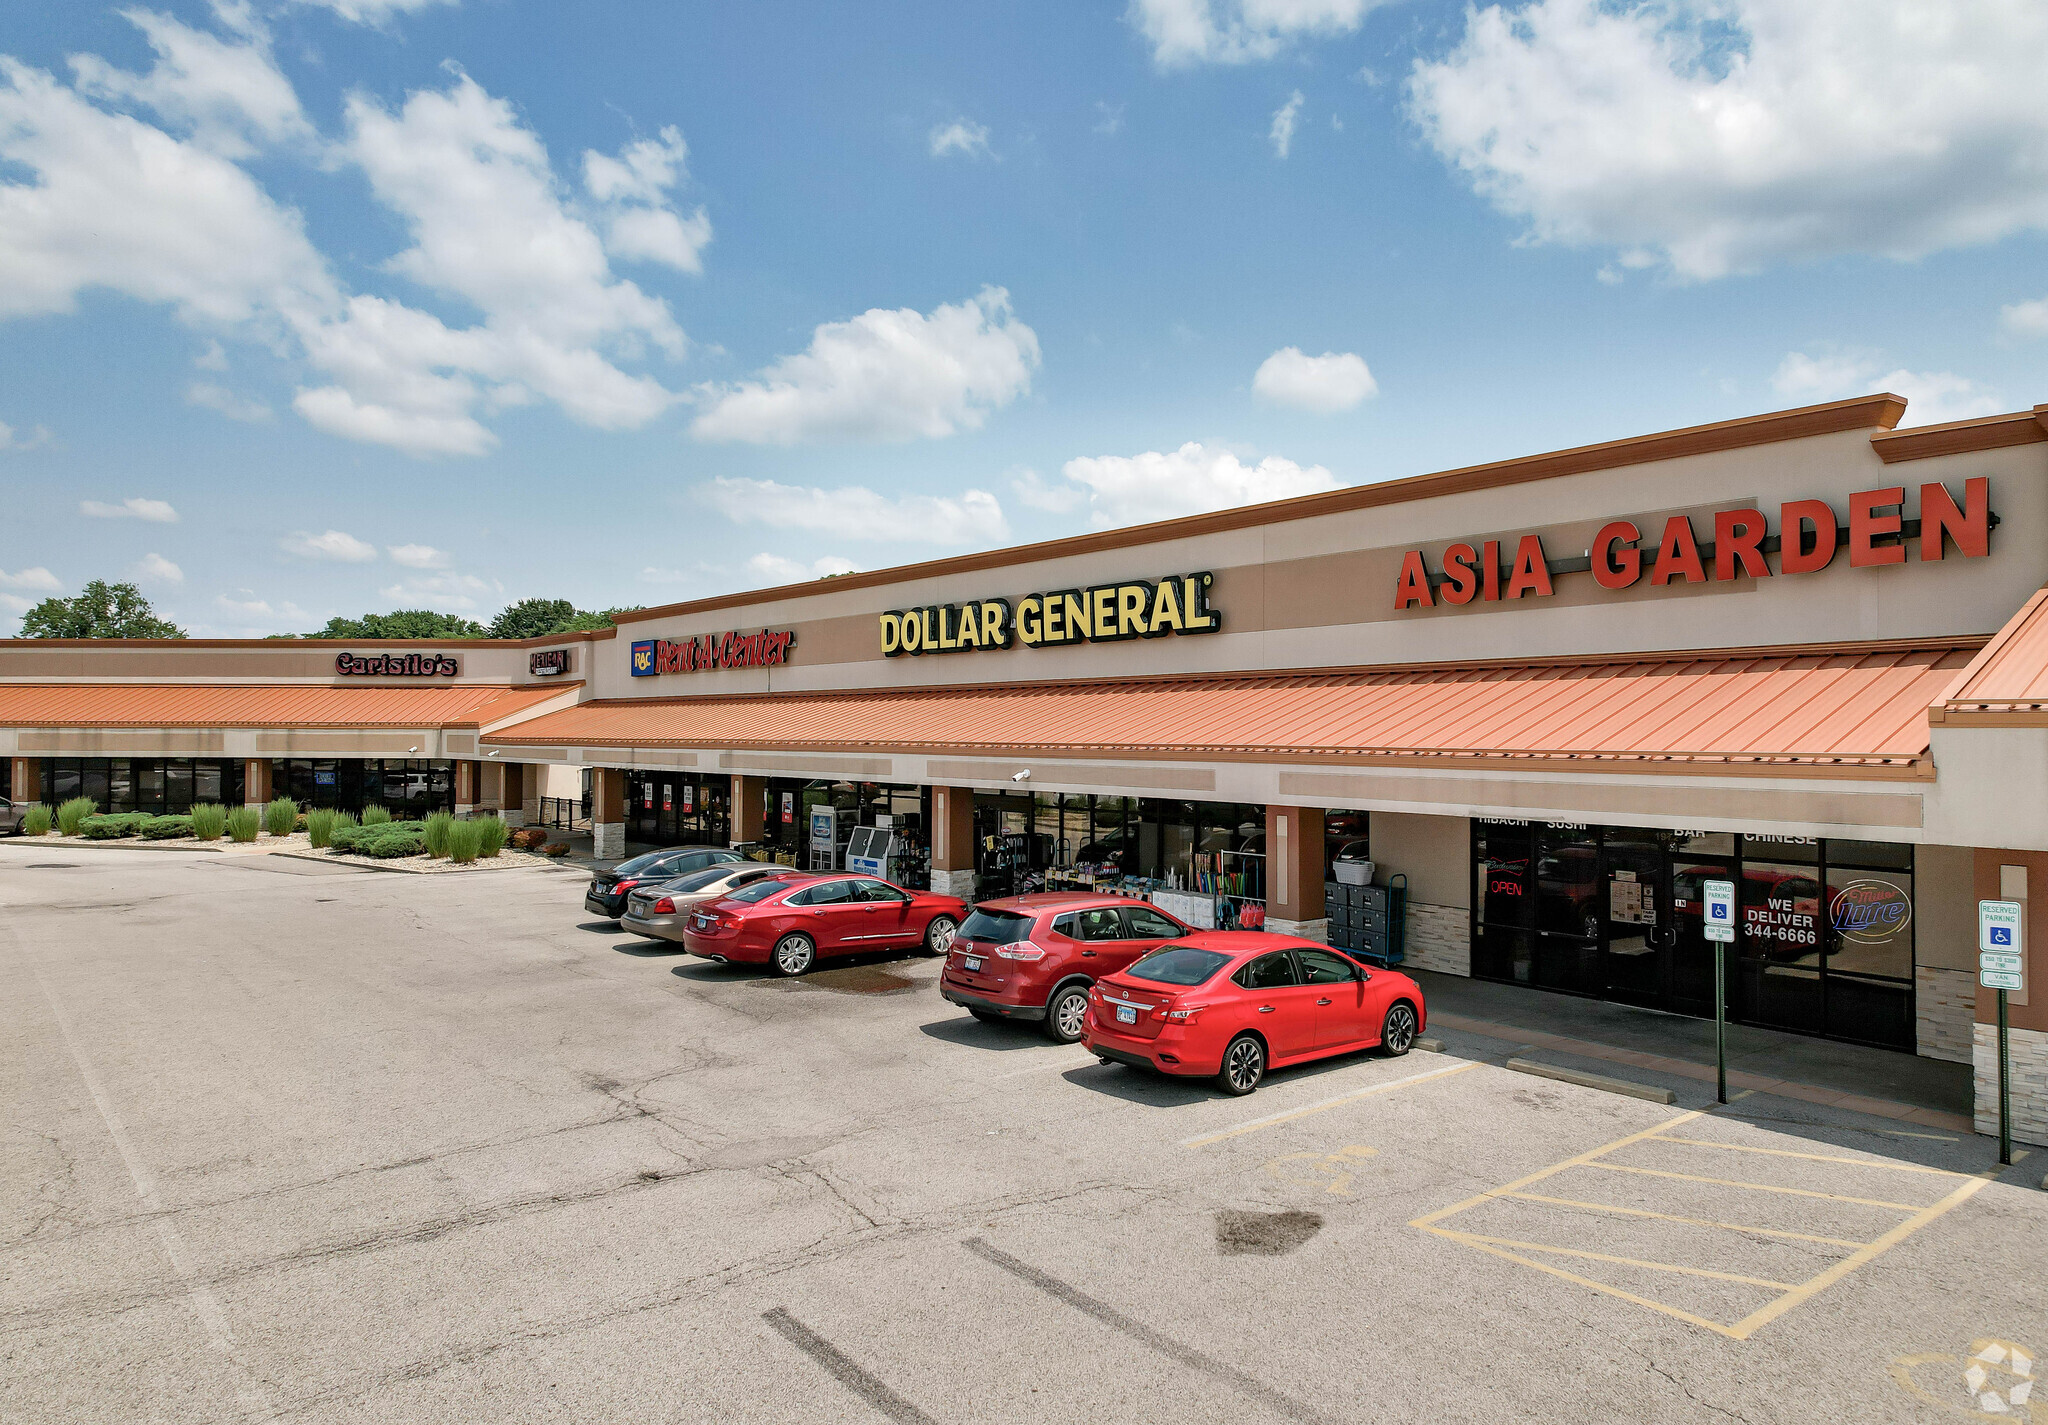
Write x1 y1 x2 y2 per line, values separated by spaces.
520 765 542 828
479 759 505 815
500 763 528 829
929 785 977 901
730 774 765 847
243 758 272 808
1973 851 2048 1146
1264 804 1327 941
453 760 480 818
591 767 628 860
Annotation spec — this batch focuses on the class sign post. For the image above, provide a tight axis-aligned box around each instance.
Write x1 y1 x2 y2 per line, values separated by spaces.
1704 879 1736 1105
1979 899 2024 1167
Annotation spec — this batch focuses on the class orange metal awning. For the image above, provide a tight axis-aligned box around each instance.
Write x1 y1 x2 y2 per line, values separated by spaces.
0 682 573 730
1934 587 2048 721
485 643 1978 774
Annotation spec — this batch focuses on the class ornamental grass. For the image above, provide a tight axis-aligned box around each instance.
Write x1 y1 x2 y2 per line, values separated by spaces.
446 818 484 864
475 815 508 859
225 805 261 843
22 803 53 836
264 797 299 837
56 796 97 835
361 804 393 825
423 810 455 858
189 803 227 840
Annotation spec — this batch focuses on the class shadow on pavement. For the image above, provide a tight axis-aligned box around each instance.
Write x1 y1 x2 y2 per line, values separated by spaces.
577 920 628 934
612 939 684 957
918 1017 1050 1052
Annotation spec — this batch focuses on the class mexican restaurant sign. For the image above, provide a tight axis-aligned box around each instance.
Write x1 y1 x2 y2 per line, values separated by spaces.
880 571 1221 657
631 629 795 677
1392 479 1991 610
335 652 459 677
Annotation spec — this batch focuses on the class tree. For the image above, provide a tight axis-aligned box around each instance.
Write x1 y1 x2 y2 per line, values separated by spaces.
313 610 487 639
486 598 640 639
19 580 184 638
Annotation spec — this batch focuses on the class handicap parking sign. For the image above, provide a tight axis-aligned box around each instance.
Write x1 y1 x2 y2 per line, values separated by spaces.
1703 879 1735 943
1989 925 2013 946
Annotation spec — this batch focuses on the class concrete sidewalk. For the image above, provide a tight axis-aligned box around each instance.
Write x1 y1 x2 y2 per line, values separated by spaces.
1411 968 1978 1135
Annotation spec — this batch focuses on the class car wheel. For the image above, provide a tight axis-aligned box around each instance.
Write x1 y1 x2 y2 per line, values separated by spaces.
923 915 958 955
1380 1001 1418 1056
1216 1034 1265 1096
771 933 817 977
1044 984 1090 1044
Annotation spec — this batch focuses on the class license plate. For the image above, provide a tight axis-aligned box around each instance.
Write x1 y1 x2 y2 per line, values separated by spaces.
1116 1006 1136 1025
963 956 983 972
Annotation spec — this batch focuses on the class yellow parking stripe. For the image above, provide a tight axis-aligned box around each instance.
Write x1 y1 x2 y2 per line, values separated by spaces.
1438 1231 1800 1290
1504 1192 1871 1249
1180 1060 1480 1149
1410 1109 1706 1228
1649 1135 1964 1176
1432 1233 1742 1338
1582 1161 1926 1210
1724 1174 1989 1340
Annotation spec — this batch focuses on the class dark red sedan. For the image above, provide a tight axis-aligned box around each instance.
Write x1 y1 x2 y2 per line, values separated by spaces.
1082 932 1425 1096
939 893 1195 1043
680 871 968 976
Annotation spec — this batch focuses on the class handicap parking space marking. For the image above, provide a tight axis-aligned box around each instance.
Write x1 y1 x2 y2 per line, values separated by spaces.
1410 1107 1990 1341
1891 1338 2038 1419
1180 1059 1480 1149
1261 1144 1379 1196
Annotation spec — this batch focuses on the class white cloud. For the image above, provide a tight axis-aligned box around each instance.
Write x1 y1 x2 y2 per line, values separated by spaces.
194 338 228 370
1094 102 1125 136
744 552 860 586
929 119 992 159
386 542 449 569
0 565 61 590
69 8 312 159
1269 90 1304 158
134 552 184 585
1252 347 1378 411
377 570 495 611
2002 297 2048 338
186 380 271 422
213 589 310 632
1012 466 1088 514
1129 0 1381 67
281 528 376 561
288 0 458 23
581 126 712 274
0 592 33 615
1055 442 1341 528
700 476 1009 546
0 419 52 450
0 41 693 458
691 287 1039 444
81 496 179 522
1771 350 2003 427
1409 0 2048 281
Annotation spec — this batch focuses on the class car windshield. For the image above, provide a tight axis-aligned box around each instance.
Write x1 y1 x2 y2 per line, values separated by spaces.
725 878 793 904
668 866 742 893
959 909 1034 945
1125 947 1232 986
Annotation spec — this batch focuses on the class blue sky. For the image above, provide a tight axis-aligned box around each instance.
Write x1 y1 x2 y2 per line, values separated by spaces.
3 0 2046 635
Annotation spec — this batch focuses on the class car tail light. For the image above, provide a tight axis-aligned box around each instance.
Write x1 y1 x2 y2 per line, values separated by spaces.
653 897 675 914
1162 1003 1207 1023
995 944 1046 960
614 879 639 894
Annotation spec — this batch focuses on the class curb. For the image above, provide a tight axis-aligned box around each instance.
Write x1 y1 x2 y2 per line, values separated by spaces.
267 848 570 876
1505 1056 1677 1104
3 837 230 853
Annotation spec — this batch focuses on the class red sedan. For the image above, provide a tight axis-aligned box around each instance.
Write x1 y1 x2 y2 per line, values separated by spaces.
1082 932 1425 1096
939 893 1195 1043
680 871 967 976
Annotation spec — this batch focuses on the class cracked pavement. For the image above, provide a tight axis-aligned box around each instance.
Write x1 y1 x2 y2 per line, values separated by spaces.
2 844 2042 1423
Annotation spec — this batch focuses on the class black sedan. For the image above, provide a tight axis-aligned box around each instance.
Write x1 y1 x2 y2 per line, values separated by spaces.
586 846 747 918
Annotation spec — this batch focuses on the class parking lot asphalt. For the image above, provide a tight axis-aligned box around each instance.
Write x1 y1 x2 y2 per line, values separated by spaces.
4 844 2044 1424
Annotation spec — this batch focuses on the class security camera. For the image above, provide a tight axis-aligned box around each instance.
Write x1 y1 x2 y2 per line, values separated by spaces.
1012 769 1031 782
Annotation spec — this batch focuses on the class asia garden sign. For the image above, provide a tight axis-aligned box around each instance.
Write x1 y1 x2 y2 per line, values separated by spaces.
879 571 1221 658
1391 479 1992 610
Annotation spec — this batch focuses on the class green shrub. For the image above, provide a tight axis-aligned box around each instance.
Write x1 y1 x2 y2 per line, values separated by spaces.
423 810 455 858
81 814 137 839
22 803 52 836
306 807 339 848
475 815 508 859
361 804 393 825
355 822 426 858
264 797 299 837
56 796 98 835
189 803 226 841
141 815 193 840
446 818 484 864
225 805 261 843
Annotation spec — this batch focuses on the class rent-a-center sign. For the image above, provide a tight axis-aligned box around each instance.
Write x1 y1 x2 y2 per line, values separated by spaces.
631 629 795 676
1392 478 1991 609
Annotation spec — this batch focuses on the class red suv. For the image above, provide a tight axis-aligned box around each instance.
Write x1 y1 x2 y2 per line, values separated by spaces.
681 871 968 976
939 894 1195 1043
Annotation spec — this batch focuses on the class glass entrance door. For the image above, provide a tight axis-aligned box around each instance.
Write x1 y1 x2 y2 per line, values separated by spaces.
1600 838 1669 1007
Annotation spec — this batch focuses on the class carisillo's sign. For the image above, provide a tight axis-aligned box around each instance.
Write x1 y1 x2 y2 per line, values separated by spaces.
880 571 1221 657
1392 479 1991 610
335 652 459 677
631 629 795 677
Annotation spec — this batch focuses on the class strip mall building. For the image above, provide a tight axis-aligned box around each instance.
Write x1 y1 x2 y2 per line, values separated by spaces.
6 395 2047 1140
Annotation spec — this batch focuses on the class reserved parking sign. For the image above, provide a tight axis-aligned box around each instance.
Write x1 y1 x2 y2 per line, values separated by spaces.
1979 899 2024 990
1703 879 1735 943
